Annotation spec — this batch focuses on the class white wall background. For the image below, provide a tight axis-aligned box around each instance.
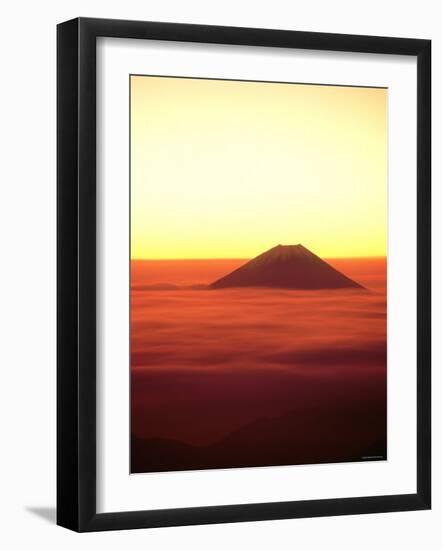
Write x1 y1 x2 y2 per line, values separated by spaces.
0 1 439 548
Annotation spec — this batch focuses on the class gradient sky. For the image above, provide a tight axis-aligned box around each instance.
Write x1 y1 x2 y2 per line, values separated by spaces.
131 75 387 259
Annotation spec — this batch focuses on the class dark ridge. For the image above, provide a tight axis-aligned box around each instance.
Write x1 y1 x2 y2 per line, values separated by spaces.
131 401 386 473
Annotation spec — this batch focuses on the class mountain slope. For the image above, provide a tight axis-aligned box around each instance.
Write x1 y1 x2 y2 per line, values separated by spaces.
210 244 364 289
131 400 386 473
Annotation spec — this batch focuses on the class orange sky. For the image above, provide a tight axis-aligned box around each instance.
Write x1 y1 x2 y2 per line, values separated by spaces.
131 76 387 259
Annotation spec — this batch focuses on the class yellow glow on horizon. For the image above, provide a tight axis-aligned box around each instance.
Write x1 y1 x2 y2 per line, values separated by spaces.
131 76 387 259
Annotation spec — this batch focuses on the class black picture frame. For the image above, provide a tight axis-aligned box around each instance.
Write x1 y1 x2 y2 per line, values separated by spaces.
57 17 431 532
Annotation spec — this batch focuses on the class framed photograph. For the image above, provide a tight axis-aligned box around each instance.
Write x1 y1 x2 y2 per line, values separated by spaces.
57 17 431 532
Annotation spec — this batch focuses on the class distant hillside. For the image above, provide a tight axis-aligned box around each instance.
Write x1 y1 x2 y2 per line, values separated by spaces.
131 401 386 473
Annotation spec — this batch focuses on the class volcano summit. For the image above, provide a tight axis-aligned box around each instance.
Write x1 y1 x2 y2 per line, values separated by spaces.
210 245 364 290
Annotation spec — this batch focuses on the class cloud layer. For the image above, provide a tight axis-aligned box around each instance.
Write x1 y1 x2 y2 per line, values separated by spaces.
131 259 387 456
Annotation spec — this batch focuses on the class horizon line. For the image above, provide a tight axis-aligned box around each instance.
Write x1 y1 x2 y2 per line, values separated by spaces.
131 255 387 261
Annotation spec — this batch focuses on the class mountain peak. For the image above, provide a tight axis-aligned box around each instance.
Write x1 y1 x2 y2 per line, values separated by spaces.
211 245 364 290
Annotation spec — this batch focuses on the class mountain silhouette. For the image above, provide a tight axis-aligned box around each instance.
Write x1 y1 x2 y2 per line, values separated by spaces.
210 244 364 290
131 400 386 473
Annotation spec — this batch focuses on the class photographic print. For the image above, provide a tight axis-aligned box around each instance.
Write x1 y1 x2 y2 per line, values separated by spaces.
130 75 387 474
